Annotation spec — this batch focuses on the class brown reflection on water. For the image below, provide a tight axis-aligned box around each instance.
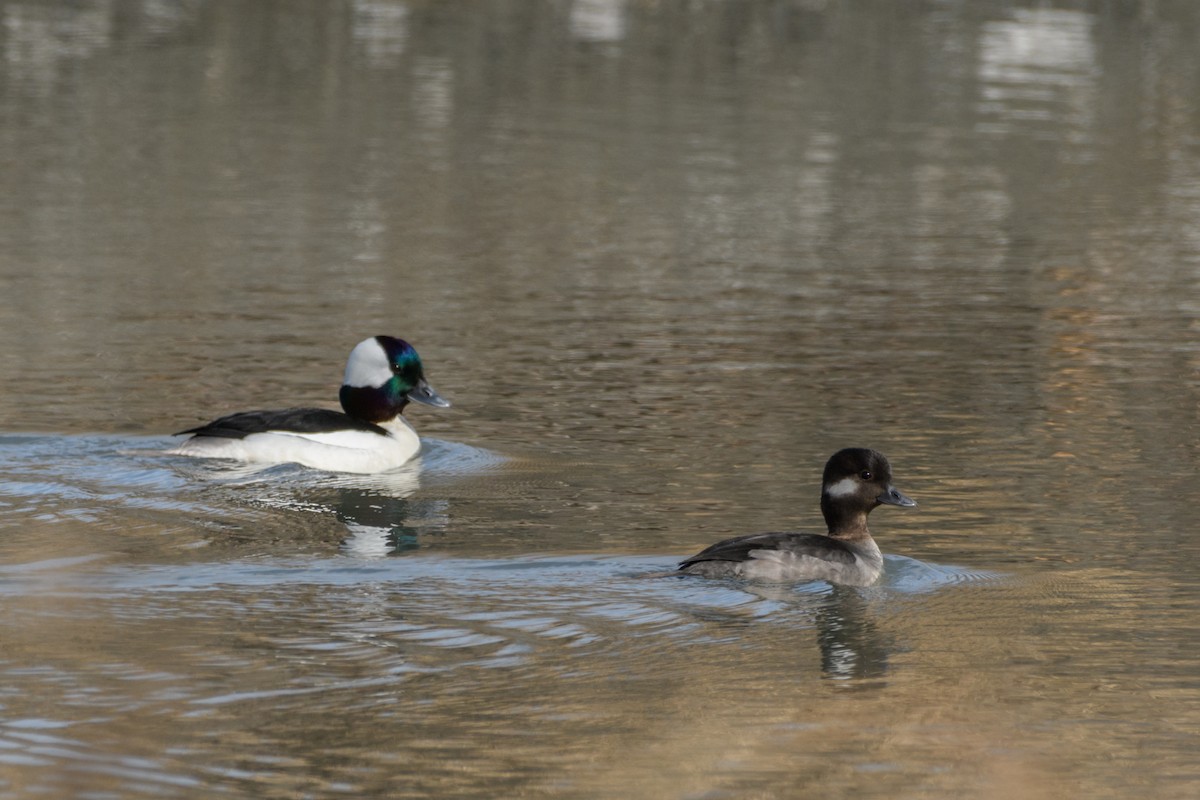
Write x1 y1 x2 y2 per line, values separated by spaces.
1 1 1200 798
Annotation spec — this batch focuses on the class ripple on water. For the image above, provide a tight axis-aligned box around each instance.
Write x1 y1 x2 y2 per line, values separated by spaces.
0 551 999 650
880 554 1005 593
0 432 509 560
0 431 1010 797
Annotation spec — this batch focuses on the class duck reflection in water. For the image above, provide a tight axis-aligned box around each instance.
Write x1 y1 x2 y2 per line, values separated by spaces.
719 581 894 682
814 587 892 681
333 491 448 556
296 469 449 556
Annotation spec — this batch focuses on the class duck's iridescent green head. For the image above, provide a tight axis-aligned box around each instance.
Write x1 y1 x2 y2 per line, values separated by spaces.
339 336 450 423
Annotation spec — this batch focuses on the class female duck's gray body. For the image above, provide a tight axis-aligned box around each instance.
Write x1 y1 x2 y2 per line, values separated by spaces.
677 448 916 586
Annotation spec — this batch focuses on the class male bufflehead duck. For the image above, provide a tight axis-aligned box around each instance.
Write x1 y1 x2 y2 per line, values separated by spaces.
677 448 916 586
168 336 449 474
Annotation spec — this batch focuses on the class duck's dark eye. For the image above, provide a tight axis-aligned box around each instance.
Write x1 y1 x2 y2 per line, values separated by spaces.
859 470 872 480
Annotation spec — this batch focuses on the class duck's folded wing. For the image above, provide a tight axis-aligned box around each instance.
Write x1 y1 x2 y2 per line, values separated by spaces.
678 532 857 569
175 408 385 438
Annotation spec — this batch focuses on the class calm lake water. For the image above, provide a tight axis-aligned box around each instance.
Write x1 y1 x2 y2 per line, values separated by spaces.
2 1 1199 797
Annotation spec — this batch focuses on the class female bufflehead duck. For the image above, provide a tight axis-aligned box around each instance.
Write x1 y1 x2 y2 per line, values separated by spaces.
677 448 916 586
169 336 449 474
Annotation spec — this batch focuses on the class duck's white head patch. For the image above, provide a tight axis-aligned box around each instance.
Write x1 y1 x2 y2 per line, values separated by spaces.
343 337 392 388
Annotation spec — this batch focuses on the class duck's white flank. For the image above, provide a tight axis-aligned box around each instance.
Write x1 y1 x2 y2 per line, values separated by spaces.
169 417 419 473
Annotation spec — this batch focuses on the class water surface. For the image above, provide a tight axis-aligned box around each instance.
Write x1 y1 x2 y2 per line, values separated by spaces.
1 1 1199 798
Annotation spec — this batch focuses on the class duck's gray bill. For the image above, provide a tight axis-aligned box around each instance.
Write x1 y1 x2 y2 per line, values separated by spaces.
877 486 917 507
408 380 451 408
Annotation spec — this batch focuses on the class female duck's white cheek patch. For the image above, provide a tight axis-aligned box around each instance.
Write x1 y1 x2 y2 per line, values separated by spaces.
824 477 858 497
